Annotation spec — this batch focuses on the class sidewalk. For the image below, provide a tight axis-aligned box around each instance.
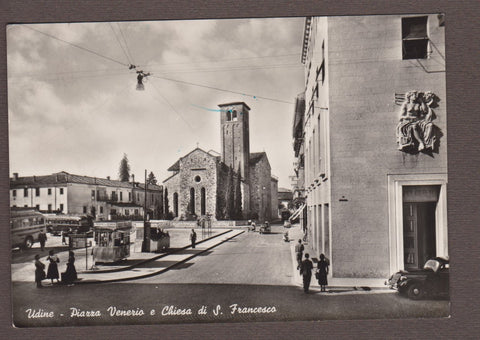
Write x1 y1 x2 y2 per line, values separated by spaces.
287 224 391 295
11 228 244 285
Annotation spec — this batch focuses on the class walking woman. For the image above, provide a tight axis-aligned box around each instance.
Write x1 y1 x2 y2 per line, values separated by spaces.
34 254 45 288
62 251 77 285
316 253 329 292
46 250 60 284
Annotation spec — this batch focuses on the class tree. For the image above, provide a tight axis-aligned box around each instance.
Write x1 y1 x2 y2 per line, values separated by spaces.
234 165 243 219
118 153 131 182
164 188 170 219
147 171 157 185
226 166 234 219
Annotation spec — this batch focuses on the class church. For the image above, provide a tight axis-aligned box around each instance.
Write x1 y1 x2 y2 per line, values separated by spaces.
162 102 278 222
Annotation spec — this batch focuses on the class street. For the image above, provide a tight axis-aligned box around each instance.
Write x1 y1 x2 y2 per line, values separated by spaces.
11 224 449 327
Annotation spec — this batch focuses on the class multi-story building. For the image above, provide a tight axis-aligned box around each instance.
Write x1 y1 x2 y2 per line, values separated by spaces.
9 171 163 220
296 14 447 286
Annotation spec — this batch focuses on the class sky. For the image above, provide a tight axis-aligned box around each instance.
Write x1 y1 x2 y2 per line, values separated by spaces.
7 18 305 189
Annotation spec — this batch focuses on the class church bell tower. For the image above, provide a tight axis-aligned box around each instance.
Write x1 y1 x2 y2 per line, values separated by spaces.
218 102 250 182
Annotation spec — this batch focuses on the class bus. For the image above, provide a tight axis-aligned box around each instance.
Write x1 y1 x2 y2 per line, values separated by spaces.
10 208 47 249
45 214 93 236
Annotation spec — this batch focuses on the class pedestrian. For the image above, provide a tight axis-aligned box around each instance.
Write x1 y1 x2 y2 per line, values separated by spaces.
62 251 77 285
190 229 197 249
34 254 46 288
300 253 313 293
316 253 329 292
295 239 304 270
38 231 47 251
46 250 60 284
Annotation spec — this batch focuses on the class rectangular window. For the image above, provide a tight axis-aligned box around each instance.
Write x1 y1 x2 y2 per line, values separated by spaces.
137 193 140 201
83 206 87 214
24 205 28 207
120 192 123 201
129 192 132 201
59 204 64 212
92 190 95 199
100 206 104 214
60 188 64 195
135 209 139 215
12 190 16 197
402 16 429 60
35 204 40 210
35 188 40 196
48 188 52 195
24 188 28 197
125 209 130 216
48 204 52 212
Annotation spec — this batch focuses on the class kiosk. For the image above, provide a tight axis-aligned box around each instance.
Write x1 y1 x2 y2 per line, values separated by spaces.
92 221 132 263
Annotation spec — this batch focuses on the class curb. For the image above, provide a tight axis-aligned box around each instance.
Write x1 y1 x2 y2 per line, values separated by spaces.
75 230 245 284
79 229 234 274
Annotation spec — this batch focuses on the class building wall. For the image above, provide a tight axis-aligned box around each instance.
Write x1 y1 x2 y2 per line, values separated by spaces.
316 15 446 279
249 157 272 222
270 179 279 219
178 150 218 219
163 173 180 217
10 186 67 212
303 16 332 259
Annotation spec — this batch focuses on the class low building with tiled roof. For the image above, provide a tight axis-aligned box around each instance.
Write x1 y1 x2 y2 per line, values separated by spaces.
10 171 163 221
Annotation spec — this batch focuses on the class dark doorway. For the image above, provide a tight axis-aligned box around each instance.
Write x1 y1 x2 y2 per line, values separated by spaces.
201 187 206 215
403 185 439 269
190 188 195 215
173 192 178 217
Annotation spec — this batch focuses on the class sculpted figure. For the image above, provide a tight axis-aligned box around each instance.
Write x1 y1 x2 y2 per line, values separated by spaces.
396 90 436 152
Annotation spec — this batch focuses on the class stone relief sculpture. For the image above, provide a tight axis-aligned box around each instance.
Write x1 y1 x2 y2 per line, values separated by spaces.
396 90 439 152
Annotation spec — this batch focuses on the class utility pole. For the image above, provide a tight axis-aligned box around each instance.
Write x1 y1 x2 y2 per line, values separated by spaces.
142 169 150 252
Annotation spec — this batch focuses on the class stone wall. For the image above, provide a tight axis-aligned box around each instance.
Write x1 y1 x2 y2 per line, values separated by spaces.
249 156 272 222
327 15 446 278
178 149 218 220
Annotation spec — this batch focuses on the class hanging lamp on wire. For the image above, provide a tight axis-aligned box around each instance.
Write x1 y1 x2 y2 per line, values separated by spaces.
136 69 151 91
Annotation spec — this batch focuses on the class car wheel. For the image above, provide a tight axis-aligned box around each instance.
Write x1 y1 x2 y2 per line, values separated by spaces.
407 282 424 300
23 236 34 249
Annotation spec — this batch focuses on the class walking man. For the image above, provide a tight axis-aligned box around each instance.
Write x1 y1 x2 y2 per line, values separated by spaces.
190 229 197 249
295 239 304 270
300 253 313 293
38 231 47 251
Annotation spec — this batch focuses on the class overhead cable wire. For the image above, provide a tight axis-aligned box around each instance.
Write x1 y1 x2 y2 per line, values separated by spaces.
143 53 300 68
150 75 295 105
149 78 196 132
109 23 132 65
23 25 130 67
117 22 135 65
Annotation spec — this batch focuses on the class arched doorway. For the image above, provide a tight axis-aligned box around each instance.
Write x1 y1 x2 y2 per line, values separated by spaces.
190 188 195 215
201 187 206 215
173 192 178 217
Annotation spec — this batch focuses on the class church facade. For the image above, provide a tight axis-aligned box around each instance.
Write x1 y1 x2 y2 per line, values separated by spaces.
163 102 278 221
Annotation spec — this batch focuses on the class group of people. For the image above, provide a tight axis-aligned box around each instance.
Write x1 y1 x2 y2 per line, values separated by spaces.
296 239 329 293
34 250 78 288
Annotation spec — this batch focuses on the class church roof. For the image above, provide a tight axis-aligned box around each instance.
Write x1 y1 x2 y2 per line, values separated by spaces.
249 152 267 165
218 102 251 110
166 147 218 172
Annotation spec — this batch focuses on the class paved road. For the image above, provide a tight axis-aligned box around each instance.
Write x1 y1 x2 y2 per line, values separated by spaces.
135 225 292 285
11 224 449 327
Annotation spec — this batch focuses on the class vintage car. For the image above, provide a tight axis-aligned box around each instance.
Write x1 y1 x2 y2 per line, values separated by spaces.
385 257 449 300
